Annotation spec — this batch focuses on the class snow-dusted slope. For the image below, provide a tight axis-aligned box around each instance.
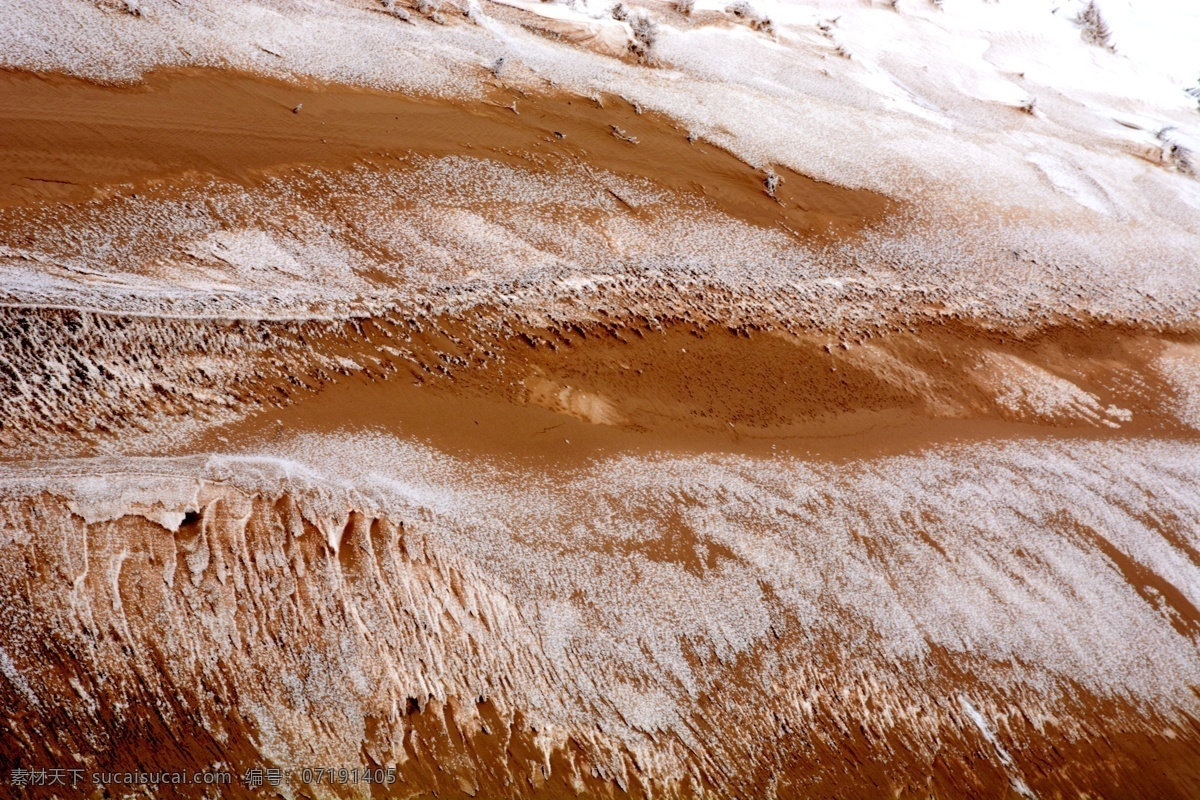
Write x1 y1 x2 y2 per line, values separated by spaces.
1 0 1199 317
3 1 1200 798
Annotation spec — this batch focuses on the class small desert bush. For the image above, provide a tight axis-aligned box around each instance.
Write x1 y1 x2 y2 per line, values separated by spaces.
1077 1 1113 51
726 1 774 35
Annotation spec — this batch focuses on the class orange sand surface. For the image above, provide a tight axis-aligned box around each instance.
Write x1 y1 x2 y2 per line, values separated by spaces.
0 67 892 238
3 60 1200 800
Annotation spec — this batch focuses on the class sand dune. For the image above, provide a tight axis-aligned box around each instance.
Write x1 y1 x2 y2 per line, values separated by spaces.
2 0 1200 797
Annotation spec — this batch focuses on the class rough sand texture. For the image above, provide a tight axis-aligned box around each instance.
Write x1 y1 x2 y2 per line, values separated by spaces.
3 0 1200 798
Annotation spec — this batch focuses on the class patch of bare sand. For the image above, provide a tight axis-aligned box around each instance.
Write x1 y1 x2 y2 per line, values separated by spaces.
0 67 892 239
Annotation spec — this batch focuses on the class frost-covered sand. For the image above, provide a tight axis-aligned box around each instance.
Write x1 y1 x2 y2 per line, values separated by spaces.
3 0 1200 797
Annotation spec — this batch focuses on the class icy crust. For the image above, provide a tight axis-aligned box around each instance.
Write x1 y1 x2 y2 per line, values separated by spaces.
3 0 1199 233
2 154 1198 323
0 0 486 95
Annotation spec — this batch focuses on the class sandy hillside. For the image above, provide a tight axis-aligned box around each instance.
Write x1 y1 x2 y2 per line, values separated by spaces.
2 0 1200 798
